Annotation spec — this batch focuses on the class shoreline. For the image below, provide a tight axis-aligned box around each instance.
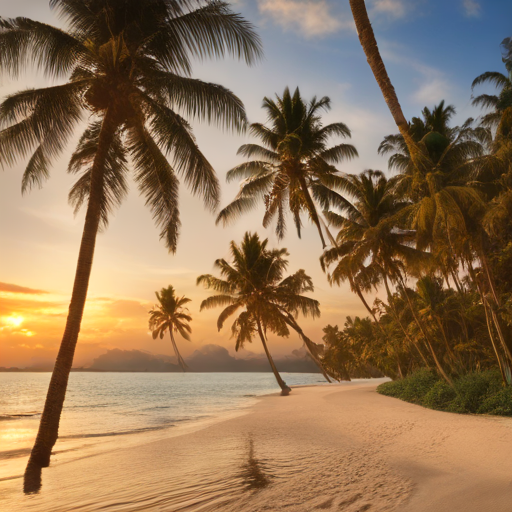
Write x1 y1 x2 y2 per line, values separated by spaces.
0 377 340 484
3 380 512 511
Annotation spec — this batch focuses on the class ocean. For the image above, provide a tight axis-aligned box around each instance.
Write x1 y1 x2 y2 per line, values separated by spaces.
0 372 329 481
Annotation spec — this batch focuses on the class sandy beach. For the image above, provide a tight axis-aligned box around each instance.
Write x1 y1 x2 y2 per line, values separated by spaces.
2 380 512 511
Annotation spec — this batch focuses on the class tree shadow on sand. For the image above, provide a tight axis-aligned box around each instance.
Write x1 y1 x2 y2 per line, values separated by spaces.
241 436 272 491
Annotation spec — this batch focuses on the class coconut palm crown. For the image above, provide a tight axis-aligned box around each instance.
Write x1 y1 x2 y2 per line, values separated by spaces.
149 286 192 371
216 87 358 248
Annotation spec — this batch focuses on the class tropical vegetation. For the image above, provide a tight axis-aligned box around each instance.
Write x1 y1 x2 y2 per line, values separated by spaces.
149 286 193 371
197 232 331 394
216 87 358 248
0 0 261 480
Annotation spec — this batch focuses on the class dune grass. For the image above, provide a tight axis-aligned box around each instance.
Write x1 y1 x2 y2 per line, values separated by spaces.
377 368 512 416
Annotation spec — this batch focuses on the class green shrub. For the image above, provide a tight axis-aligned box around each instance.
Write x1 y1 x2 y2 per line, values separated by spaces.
377 368 438 403
422 380 456 410
478 387 512 416
377 368 512 417
448 370 502 414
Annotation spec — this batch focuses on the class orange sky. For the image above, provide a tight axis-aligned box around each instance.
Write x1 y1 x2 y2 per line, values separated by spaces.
4 0 495 368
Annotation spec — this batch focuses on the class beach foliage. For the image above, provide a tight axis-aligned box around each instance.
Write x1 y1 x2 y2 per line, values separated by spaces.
378 369 512 416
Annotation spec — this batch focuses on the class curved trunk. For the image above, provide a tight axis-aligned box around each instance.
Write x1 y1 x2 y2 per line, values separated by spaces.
397 276 453 386
170 330 189 371
348 0 425 169
383 275 429 367
24 109 119 491
281 313 334 383
256 318 291 395
298 175 327 248
349 275 378 323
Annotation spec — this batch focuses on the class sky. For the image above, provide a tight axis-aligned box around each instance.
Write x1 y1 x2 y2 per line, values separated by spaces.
1 0 511 368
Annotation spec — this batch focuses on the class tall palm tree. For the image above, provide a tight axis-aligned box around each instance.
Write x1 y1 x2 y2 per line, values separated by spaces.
347 0 427 169
319 170 447 380
216 87 358 248
149 286 192 371
0 0 262 477
197 232 328 394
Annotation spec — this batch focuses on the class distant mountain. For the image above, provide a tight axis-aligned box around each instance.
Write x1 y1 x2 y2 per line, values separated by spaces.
88 349 181 372
1 345 322 373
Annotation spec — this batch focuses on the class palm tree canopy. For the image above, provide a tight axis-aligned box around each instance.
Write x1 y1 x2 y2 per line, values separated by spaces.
149 285 192 341
378 101 488 251
321 170 426 291
197 231 320 350
216 87 358 246
0 0 263 251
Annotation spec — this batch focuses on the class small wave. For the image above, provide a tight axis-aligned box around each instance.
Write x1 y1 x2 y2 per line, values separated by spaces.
242 394 257 397
0 412 40 421
59 424 176 440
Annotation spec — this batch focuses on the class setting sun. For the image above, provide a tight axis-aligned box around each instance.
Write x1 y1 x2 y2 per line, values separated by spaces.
2 314 24 328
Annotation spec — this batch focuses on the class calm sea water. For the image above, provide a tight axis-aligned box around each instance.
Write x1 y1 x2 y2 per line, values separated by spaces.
0 372 328 478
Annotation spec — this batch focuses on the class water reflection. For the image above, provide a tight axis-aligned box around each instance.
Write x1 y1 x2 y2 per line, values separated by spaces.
241 436 271 490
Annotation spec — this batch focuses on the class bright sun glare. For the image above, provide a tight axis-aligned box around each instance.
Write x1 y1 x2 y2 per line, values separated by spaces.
3 315 24 328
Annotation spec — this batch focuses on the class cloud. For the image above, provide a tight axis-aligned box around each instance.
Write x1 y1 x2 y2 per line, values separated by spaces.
0 282 48 294
381 45 453 105
370 0 407 19
257 0 352 38
462 0 481 18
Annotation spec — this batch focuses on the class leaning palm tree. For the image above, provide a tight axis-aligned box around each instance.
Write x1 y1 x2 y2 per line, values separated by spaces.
197 232 329 394
216 87 358 248
149 286 192 371
0 0 262 477
347 0 427 170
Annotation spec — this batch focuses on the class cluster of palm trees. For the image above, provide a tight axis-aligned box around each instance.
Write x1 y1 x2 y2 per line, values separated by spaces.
149 232 330 395
318 56 512 387
4 0 510 491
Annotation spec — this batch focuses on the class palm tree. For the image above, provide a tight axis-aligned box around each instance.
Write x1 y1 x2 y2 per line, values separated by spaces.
347 0 427 169
0 0 262 476
319 170 448 380
471 38 512 131
197 232 328 394
149 286 192 371
216 87 358 248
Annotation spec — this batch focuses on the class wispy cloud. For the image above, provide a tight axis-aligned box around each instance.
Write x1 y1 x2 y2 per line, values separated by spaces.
0 282 48 294
381 45 453 105
257 0 353 38
370 0 408 19
462 0 481 18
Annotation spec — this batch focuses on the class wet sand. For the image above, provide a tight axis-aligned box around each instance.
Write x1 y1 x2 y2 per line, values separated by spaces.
2 381 512 511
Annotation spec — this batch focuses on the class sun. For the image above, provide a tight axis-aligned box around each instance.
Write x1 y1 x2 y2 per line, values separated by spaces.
2 314 24 328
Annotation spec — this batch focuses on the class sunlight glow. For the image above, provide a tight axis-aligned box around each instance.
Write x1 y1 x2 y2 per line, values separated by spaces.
2 314 24 328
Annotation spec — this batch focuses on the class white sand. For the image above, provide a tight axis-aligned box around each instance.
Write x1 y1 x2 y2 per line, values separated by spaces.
3 381 512 511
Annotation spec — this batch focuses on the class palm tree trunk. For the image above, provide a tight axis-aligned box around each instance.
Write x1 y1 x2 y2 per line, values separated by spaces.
256 318 291 395
397 276 453 386
349 275 378 323
298 176 327 248
348 0 425 168
24 109 119 488
281 313 334 383
170 330 189 371
382 275 429 367
467 258 512 383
